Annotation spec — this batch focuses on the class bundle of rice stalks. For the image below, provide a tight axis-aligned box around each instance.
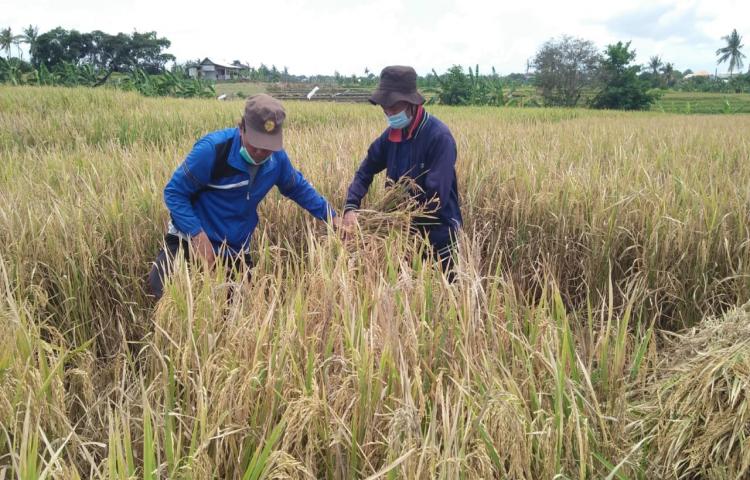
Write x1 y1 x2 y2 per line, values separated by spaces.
334 177 442 276
636 305 750 479
353 176 438 239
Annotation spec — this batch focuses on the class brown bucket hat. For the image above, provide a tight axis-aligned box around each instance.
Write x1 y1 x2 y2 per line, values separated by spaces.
369 65 426 107
243 94 285 151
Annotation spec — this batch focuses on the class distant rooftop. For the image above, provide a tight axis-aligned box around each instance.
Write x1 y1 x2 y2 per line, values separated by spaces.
199 58 249 70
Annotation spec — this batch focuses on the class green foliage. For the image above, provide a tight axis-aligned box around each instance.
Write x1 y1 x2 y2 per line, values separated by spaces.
432 65 471 105
0 23 210 99
591 41 659 110
641 63 684 90
677 74 750 95
0 57 27 84
533 35 601 107
660 62 676 88
728 73 750 93
0 59 214 98
431 65 518 106
0 27 24 59
33 27 174 74
678 75 729 93
21 25 39 61
653 92 750 114
51 62 100 86
116 68 215 98
468 65 510 106
647 55 663 75
716 29 746 76
28 63 53 85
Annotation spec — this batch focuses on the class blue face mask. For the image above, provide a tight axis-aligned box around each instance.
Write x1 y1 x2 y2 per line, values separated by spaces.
386 110 411 129
240 145 270 166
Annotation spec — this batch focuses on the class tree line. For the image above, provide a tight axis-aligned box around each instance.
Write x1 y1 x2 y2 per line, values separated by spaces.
3 26 173 74
227 30 747 109
528 29 747 109
0 26 214 98
428 29 747 110
1 25 747 108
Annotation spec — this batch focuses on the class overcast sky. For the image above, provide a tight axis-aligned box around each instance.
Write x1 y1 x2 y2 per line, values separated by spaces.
2 0 748 76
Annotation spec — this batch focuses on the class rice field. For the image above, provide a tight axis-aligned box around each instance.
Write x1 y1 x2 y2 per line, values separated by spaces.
654 91 750 114
1 86 750 479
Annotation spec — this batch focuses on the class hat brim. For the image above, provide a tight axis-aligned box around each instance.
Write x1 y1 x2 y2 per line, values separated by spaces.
246 128 283 152
368 89 425 107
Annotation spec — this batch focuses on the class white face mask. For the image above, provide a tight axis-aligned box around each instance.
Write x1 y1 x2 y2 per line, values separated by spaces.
239 145 270 166
386 109 411 129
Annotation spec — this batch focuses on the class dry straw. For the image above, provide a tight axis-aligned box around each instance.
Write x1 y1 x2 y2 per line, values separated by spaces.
2 85 750 478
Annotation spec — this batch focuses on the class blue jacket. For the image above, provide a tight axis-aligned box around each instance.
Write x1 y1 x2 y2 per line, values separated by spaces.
164 127 335 254
344 111 462 248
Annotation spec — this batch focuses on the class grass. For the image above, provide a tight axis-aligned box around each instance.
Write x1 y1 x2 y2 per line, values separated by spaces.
654 91 750 114
1 85 749 478
211 81 750 114
213 81 267 99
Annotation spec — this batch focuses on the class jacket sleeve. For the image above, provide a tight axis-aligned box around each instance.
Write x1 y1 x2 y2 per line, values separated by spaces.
276 154 336 221
163 138 214 236
344 135 387 211
424 132 458 233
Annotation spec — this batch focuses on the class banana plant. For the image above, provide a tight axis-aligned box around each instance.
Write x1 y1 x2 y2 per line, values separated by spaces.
0 57 24 85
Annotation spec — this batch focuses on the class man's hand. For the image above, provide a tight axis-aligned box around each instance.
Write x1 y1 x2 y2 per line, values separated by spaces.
191 231 216 268
340 210 358 240
331 215 343 230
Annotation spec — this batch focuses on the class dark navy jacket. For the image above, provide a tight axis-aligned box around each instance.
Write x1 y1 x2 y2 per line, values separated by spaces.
164 127 334 254
345 110 462 248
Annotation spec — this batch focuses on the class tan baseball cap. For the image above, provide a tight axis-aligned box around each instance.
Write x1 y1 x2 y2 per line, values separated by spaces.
243 94 285 151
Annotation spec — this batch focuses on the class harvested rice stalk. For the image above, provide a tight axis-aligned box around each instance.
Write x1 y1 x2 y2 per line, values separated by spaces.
636 305 750 479
351 176 438 239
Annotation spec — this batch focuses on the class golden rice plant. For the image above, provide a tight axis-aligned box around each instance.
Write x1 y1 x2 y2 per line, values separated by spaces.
1 85 750 478
633 305 750 479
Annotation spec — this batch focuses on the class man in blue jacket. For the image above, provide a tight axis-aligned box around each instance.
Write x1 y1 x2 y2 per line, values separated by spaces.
342 65 462 275
148 94 339 299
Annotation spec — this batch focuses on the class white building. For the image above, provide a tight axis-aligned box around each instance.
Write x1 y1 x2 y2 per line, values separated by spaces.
683 70 737 81
188 58 248 80
683 70 711 80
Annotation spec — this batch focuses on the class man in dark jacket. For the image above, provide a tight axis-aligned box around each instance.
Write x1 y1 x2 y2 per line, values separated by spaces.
148 94 339 299
342 65 462 274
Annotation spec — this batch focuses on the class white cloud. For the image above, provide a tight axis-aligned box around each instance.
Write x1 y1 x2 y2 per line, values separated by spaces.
1 0 748 74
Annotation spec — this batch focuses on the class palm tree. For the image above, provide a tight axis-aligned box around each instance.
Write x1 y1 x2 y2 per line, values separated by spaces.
1 27 25 60
0 27 14 59
22 25 38 63
661 63 675 87
648 55 663 75
13 34 23 60
716 29 746 77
